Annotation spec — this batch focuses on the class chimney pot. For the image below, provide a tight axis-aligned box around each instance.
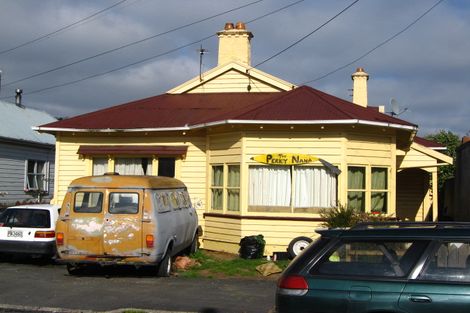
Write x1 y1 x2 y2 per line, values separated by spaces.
217 22 252 66
235 22 246 30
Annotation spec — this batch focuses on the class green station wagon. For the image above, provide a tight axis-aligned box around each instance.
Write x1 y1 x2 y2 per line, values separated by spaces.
276 222 470 313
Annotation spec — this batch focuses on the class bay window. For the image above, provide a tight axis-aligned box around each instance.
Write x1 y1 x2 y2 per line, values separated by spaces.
249 165 337 212
211 165 223 210
371 167 388 213
347 166 389 213
210 164 240 212
347 167 366 211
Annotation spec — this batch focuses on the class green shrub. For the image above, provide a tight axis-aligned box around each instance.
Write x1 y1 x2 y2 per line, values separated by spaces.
320 205 396 228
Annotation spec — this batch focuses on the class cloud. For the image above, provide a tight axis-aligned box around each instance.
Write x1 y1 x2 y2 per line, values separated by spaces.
0 0 468 136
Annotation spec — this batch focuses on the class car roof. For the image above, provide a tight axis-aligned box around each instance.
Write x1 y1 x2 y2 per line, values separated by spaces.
317 222 470 239
6 204 61 211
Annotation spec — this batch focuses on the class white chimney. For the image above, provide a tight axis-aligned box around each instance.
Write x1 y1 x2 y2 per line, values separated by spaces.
217 22 253 66
351 67 369 107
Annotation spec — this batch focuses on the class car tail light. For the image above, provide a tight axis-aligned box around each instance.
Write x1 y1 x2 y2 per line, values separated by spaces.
56 232 64 245
35 230 55 238
277 275 308 296
146 234 154 248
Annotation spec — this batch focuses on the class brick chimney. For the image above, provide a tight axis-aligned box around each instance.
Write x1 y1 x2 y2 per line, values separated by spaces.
351 67 369 107
217 22 253 66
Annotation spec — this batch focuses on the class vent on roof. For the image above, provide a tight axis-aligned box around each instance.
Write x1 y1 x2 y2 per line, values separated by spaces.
15 88 24 108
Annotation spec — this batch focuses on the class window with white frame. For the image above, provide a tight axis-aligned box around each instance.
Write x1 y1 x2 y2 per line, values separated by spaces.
24 160 49 192
92 157 108 175
114 157 152 175
249 165 337 212
347 166 366 211
211 165 223 210
371 167 388 213
227 165 240 211
347 166 389 213
210 164 241 212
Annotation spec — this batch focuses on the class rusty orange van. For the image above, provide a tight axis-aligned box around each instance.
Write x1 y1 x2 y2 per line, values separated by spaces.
55 173 199 276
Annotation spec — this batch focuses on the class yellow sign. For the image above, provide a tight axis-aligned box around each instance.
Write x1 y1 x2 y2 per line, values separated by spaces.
251 153 319 165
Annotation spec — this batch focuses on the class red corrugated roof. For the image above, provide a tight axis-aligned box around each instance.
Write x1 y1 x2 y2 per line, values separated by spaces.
40 86 416 130
414 136 446 149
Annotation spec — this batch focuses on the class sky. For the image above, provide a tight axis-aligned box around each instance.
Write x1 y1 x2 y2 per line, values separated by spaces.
0 0 468 137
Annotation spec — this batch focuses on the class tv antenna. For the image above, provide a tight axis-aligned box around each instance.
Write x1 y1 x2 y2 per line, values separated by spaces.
388 97 408 117
198 45 208 82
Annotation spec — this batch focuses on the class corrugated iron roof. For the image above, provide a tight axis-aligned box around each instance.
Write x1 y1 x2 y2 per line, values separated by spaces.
414 136 446 150
39 86 416 132
0 100 56 145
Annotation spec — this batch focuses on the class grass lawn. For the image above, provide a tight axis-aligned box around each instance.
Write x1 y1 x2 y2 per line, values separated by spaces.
176 249 290 279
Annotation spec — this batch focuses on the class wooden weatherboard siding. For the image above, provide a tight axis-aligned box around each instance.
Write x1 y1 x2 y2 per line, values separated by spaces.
52 134 207 216
188 69 283 93
203 213 324 255
0 140 55 206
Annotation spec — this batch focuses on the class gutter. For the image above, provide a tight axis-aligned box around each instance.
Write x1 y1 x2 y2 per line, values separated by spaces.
34 119 417 134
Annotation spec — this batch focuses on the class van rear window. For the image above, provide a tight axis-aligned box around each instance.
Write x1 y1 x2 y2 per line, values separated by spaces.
74 192 103 213
109 193 139 214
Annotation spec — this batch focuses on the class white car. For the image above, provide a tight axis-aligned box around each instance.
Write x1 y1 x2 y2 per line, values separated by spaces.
0 204 60 258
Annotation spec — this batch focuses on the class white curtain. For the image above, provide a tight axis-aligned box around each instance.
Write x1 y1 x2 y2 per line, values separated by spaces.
294 167 337 208
249 166 291 206
92 158 108 175
115 158 152 175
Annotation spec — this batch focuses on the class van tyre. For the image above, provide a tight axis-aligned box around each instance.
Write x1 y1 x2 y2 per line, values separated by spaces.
157 253 172 277
66 263 84 275
287 236 313 259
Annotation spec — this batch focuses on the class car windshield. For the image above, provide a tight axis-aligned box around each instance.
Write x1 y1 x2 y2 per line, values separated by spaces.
0 209 50 228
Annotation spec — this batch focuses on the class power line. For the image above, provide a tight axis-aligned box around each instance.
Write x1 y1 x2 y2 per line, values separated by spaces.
303 0 446 84
246 0 304 24
2 0 264 87
0 0 129 56
1 0 304 99
253 0 360 68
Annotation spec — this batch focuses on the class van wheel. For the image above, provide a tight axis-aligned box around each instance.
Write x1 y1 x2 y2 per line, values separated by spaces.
157 253 172 277
287 236 313 259
66 263 84 275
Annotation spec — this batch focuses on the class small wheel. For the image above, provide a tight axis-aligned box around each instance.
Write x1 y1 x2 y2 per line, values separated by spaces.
287 236 313 259
66 263 84 275
157 253 172 277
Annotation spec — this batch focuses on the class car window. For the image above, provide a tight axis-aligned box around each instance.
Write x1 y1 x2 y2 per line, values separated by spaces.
154 191 171 213
0 209 50 228
109 193 139 214
74 192 103 213
419 242 470 282
311 240 428 278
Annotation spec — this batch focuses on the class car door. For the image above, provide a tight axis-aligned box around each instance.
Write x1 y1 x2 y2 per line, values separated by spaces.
104 190 143 256
307 239 428 313
399 241 470 313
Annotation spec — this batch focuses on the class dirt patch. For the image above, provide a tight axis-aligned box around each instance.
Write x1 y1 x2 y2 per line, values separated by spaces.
203 249 239 261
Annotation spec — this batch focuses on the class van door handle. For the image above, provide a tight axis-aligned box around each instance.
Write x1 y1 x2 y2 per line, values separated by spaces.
409 295 432 303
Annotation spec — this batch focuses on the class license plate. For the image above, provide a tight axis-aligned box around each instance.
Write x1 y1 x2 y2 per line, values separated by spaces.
7 230 23 238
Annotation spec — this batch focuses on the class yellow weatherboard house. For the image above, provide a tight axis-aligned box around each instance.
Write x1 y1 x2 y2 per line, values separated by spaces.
36 22 452 256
